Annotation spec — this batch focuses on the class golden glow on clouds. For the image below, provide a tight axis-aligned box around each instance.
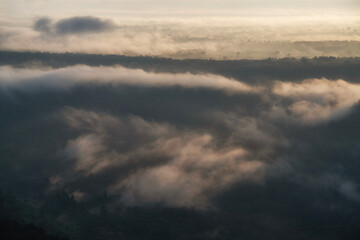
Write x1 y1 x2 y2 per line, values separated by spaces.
273 79 360 124
1 0 359 58
2 65 360 125
0 65 260 93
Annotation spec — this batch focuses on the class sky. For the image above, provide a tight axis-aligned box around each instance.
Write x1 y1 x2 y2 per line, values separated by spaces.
1 0 359 59
2 0 360 13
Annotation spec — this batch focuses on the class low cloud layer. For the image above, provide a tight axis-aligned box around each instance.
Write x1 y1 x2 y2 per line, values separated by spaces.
2 63 359 208
0 65 261 94
2 65 359 125
1 56 360 239
272 78 360 124
44 74 360 208
61 108 265 208
34 16 116 35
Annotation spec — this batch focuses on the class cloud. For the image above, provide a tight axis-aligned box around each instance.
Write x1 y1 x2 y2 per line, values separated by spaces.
62 107 176 175
2 11 359 59
271 78 360 124
118 156 264 208
2 59 360 210
305 175 360 202
55 16 116 35
60 107 265 208
210 112 288 160
0 65 261 94
33 16 116 35
2 64 359 127
33 17 52 34
2 52 360 239
3 62 360 127
338 181 360 202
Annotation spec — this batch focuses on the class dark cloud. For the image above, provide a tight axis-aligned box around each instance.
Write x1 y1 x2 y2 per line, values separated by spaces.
33 16 116 35
33 17 52 34
54 16 115 34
